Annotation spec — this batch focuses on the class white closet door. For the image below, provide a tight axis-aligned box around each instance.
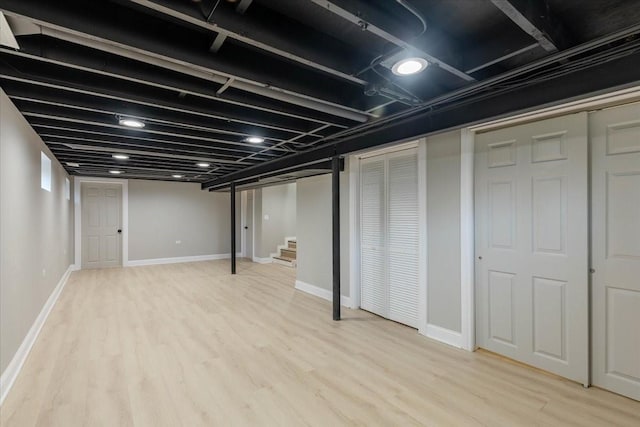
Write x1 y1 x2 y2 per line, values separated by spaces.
475 113 588 385
360 158 387 318
360 148 420 329
387 151 420 328
591 103 640 400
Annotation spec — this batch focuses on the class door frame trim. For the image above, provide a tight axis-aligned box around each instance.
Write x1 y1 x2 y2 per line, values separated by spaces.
240 190 247 258
460 128 476 351
74 177 129 269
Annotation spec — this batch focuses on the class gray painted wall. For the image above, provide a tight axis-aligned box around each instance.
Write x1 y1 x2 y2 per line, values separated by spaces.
296 172 350 297
128 180 240 261
0 89 74 374
427 131 462 332
256 183 296 258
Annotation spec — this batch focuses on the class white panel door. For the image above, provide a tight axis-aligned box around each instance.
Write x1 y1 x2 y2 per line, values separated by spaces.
475 113 589 384
245 190 254 260
360 148 420 328
82 183 122 269
360 157 387 318
591 103 640 400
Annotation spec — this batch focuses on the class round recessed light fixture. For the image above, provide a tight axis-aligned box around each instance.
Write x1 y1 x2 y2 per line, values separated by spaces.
196 162 210 168
66 162 80 167
109 170 123 175
112 154 130 160
172 174 184 178
118 118 145 128
245 136 264 144
391 57 428 76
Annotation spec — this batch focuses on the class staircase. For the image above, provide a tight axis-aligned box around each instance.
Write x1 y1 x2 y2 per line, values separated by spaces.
272 239 297 267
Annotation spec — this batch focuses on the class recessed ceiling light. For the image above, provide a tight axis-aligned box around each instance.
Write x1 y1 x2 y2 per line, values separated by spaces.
118 118 145 128
109 170 123 175
172 174 184 178
245 136 264 144
196 162 210 168
66 162 80 167
391 57 428 76
112 154 130 160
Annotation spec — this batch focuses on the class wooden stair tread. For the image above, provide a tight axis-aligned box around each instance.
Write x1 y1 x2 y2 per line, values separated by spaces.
273 256 296 262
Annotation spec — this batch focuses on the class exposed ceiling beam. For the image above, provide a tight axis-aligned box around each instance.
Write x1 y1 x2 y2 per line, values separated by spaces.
42 139 270 166
2 36 358 128
0 1 373 122
36 127 279 160
20 110 288 157
0 71 332 137
489 0 571 52
6 92 296 147
308 0 475 82
201 27 640 189
465 43 539 74
119 0 365 85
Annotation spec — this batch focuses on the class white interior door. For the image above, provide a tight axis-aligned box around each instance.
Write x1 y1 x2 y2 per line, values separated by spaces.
475 113 589 385
82 183 122 269
590 102 640 400
245 190 254 260
360 148 421 329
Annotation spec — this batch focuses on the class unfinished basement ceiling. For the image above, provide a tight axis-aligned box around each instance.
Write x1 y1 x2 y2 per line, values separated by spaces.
0 0 639 188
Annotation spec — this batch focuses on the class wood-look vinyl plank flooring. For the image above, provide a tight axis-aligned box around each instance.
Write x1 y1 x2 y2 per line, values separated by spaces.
1 260 638 426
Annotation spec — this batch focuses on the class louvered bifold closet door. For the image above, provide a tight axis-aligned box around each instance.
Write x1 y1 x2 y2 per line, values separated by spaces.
360 158 387 317
387 150 420 328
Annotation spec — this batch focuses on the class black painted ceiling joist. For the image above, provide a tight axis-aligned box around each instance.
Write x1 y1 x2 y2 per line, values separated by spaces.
489 0 572 52
202 29 640 189
2 0 639 184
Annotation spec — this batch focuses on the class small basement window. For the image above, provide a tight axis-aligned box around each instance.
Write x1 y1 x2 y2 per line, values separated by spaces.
41 152 51 192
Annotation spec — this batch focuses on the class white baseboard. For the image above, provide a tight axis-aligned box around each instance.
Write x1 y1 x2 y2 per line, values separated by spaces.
423 324 463 348
295 280 351 307
252 257 273 264
0 264 74 405
127 252 241 267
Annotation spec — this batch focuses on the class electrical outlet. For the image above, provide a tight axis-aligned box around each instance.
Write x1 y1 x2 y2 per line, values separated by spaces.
264 214 270 220
176 240 182 244
42 268 46 277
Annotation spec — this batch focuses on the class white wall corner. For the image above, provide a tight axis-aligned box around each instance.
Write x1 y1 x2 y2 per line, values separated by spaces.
0 264 74 405
423 324 463 349
460 128 476 352
295 280 352 308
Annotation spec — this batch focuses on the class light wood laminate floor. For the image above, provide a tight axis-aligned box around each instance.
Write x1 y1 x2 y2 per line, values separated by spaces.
1 260 638 426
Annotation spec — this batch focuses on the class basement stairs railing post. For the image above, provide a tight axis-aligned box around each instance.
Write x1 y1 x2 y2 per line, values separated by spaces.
332 155 341 321
231 181 236 275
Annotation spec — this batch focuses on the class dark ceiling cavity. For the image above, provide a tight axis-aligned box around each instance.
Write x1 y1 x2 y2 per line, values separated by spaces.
0 0 639 188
